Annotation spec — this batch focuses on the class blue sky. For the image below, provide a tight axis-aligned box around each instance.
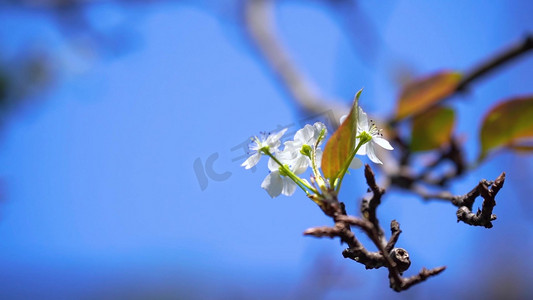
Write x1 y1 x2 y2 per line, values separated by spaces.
0 1 532 298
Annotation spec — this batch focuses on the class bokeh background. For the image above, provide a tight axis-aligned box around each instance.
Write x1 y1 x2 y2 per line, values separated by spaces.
1 1 533 299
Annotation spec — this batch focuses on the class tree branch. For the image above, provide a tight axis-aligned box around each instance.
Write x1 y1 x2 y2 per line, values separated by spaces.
396 266 447 291
305 165 444 291
420 172 506 228
456 34 533 92
361 164 386 242
385 220 401 253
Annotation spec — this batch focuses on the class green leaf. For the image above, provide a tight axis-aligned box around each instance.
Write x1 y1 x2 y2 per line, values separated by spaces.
395 71 462 120
479 96 533 160
410 106 455 152
321 89 361 180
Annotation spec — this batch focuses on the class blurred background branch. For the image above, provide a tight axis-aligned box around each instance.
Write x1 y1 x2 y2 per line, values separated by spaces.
244 0 347 125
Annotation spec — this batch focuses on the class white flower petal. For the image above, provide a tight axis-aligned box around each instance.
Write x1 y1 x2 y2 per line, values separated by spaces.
315 148 323 168
281 178 297 196
267 128 287 145
313 122 327 144
282 143 300 162
366 143 383 164
267 157 282 172
270 142 282 153
357 107 369 132
349 157 363 169
276 148 294 163
261 171 283 198
357 142 367 155
249 141 260 152
313 122 326 133
241 153 261 169
295 124 315 144
292 156 309 175
373 136 394 150
283 140 298 151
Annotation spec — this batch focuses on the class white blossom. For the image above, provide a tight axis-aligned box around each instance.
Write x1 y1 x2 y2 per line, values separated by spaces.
241 128 287 169
261 157 298 198
281 122 326 174
356 107 394 164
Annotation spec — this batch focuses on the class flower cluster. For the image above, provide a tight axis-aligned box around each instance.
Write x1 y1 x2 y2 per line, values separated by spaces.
242 105 393 199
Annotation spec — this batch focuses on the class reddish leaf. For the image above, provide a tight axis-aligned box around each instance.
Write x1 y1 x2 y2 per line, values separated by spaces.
321 90 361 179
411 106 455 152
396 71 462 120
479 96 533 160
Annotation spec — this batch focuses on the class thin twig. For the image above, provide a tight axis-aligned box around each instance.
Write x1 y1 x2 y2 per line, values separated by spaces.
419 172 505 228
385 220 401 253
361 164 386 242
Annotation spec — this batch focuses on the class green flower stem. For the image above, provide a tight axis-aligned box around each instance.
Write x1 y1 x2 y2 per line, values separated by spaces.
310 150 321 183
310 128 328 190
334 134 371 192
310 148 327 191
264 150 318 195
